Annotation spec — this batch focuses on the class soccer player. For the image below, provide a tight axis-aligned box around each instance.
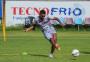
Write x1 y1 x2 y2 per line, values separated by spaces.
28 10 64 58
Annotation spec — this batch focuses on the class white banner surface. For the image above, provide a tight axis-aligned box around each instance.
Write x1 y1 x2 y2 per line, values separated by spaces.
6 1 90 26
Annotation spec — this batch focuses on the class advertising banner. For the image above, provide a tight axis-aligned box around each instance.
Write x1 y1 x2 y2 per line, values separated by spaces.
6 1 90 26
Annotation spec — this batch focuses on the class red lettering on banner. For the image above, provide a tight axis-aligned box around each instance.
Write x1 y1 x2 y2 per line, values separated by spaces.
43 8 49 15
19 7 25 15
26 7 32 15
12 7 17 15
12 7 49 15
34 8 40 15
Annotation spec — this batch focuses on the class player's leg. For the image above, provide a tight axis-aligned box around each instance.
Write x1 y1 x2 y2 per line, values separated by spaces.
48 33 60 58
53 33 60 50
50 27 60 50
43 32 55 58
50 33 60 50
43 32 60 58
49 39 56 54
51 44 55 54
49 44 55 58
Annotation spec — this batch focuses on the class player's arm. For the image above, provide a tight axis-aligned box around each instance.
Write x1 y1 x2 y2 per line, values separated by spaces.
49 17 65 26
25 26 34 32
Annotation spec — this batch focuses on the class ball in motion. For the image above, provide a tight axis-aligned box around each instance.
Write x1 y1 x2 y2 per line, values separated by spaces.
72 49 80 57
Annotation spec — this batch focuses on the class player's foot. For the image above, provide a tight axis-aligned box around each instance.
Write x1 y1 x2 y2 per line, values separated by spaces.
55 44 61 51
57 47 60 51
49 53 53 58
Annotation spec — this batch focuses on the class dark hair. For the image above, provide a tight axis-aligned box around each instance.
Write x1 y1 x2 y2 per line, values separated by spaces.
40 10 46 14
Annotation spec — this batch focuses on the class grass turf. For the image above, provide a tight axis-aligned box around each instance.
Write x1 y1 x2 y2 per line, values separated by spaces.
0 31 90 62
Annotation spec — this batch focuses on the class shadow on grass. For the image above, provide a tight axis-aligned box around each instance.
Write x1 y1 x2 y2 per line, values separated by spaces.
80 51 90 54
29 53 48 58
71 58 77 60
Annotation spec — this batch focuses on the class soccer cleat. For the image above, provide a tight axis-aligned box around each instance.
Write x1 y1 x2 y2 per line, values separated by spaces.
57 47 60 51
49 53 53 58
55 44 61 51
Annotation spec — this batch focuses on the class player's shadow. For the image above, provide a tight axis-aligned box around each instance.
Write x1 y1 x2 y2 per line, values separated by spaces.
29 53 48 58
71 58 77 60
80 51 90 54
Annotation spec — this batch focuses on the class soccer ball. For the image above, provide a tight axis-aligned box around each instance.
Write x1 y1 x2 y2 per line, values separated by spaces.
72 49 80 57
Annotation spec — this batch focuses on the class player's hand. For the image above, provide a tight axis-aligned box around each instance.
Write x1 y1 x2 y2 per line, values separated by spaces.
53 17 59 20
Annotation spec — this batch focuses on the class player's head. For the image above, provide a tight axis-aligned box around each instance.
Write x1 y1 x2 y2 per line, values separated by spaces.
39 10 46 19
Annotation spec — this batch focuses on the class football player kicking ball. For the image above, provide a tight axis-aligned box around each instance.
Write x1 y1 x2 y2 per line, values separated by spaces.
27 10 64 58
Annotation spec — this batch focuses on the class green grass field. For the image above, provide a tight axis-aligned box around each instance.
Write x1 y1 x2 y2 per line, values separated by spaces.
0 30 90 62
